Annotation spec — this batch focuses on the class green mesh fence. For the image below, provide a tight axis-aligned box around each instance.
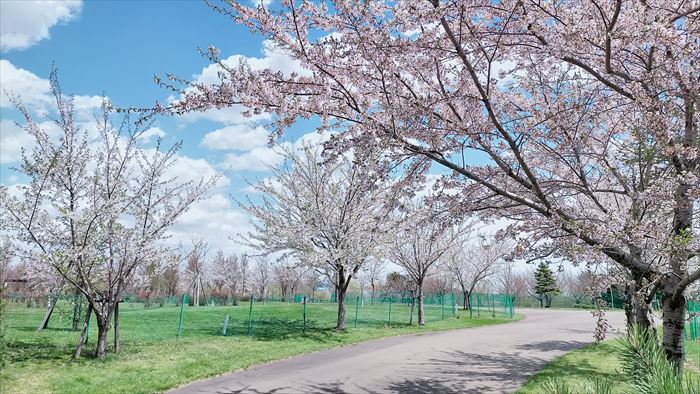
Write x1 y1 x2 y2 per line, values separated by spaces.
2 291 514 350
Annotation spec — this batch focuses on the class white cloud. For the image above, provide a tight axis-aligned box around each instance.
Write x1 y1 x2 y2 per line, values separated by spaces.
0 119 33 164
201 124 269 151
136 127 166 144
0 59 52 112
164 153 230 189
165 193 254 254
249 0 273 7
0 60 105 118
177 40 310 126
0 0 82 51
221 146 284 172
195 39 310 85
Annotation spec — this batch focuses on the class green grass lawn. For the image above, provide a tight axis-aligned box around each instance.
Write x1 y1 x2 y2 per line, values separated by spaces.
2 301 519 394
517 339 700 393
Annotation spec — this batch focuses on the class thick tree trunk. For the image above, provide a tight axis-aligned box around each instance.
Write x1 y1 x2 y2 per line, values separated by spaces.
417 282 425 325
336 288 346 331
335 266 349 331
462 290 469 310
95 318 110 359
661 162 694 371
662 277 686 371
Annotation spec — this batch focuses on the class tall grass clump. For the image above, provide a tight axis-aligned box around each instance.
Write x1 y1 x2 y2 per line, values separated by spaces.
619 325 698 394
540 325 698 393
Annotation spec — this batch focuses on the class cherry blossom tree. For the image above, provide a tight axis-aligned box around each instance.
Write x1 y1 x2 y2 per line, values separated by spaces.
159 0 699 366
449 237 511 310
252 256 271 300
242 147 396 330
213 251 250 303
272 258 304 301
0 72 212 358
561 270 598 308
390 206 460 325
496 263 528 307
357 258 386 304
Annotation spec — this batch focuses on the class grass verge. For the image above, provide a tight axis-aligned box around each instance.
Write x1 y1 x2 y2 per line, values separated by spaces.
517 338 700 393
3 302 520 394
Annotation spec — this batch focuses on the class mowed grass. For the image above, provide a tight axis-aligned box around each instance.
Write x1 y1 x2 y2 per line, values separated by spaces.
517 338 700 393
2 301 519 394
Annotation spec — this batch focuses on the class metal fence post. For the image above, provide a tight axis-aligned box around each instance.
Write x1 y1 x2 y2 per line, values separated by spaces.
303 296 307 334
492 294 496 317
388 299 392 326
222 315 229 336
469 294 473 319
441 295 445 320
177 294 186 339
247 295 254 336
509 295 514 318
354 296 360 328
85 308 92 343
609 287 614 309
452 293 456 317
477 294 481 317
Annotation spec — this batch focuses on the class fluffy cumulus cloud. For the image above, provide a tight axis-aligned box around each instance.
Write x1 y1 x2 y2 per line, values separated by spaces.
165 193 253 254
0 119 33 164
0 0 82 51
162 153 230 189
219 130 334 172
222 146 285 172
180 39 309 127
0 59 52 111
0 60 104 118
136 127 166 144
201 124 269 151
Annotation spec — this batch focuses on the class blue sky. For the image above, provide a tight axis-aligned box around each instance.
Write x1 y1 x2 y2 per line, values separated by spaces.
0 0 517 269
0 0 321 254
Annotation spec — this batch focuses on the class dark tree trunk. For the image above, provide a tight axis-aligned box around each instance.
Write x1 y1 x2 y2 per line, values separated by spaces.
335 266 350 331
462 290 469 310
95 318 110 359
91 299 115 359
662 277 686 371
74 303 93 359
336 288 346 331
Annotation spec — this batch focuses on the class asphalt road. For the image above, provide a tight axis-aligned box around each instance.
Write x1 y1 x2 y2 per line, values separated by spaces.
169 308 626 394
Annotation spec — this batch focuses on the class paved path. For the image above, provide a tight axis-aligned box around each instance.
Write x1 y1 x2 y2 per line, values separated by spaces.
170 309 626 394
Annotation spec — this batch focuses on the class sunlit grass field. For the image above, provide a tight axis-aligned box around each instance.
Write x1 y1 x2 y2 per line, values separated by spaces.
2 300 518 394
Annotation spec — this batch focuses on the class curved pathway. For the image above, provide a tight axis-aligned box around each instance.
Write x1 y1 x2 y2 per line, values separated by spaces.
170 309 626 394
